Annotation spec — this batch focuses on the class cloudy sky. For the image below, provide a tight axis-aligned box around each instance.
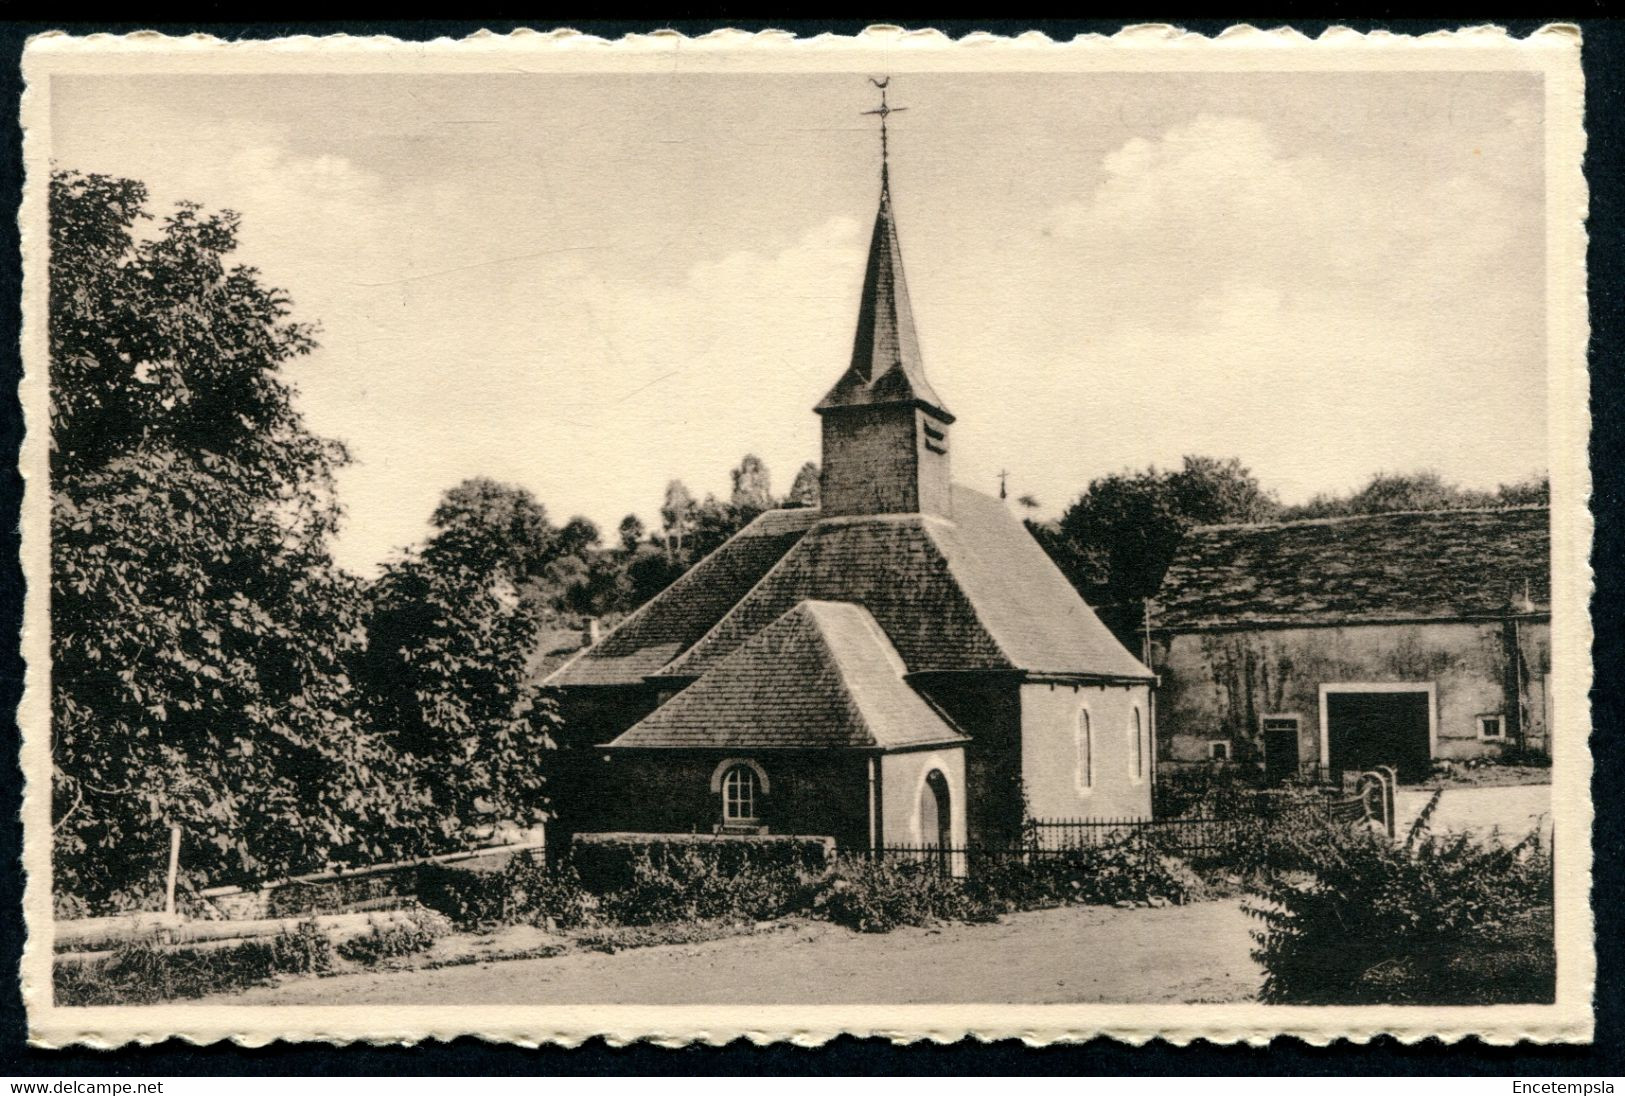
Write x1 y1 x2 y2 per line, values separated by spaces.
50 70 1546 575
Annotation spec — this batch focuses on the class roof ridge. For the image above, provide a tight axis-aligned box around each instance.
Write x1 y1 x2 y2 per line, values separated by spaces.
544 506 813 686
796 601 886 740
1192 503 1550 534
651 523 829 680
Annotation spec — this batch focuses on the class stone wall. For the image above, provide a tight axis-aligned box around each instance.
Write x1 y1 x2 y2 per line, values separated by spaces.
1152 618 1552 768
593 749 873 848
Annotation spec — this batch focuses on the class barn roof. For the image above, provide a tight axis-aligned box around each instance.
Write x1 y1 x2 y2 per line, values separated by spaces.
543 506 819 687
1153 506 1551 631
667 486 1152 681
605 601 967 751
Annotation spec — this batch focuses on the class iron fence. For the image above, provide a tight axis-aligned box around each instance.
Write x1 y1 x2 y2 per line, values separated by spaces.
848 788 1374 877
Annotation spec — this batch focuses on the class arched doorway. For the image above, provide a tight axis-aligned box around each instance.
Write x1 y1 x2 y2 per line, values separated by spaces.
918 769 951 852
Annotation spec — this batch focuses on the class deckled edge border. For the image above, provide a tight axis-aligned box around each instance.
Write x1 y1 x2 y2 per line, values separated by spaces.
15 21 1595 1051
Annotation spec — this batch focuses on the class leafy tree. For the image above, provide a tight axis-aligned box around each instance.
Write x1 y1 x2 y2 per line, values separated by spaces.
426 476 555 577
788 461 820 508
49 171 391 909
616 513 646 552
1047 455 1279 614
687 494 760 561
729 453 773 510
660 479 695 556
555 516 600 560
358 482 562 852
1496 474 1550 506
625 543 687 606
1167 455 1279 525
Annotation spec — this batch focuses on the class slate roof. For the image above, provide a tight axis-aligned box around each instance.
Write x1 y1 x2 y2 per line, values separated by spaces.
543 507 819 687
666 486 1153 681
1153 506 1551 631
605 601 968 751
815 186 952 422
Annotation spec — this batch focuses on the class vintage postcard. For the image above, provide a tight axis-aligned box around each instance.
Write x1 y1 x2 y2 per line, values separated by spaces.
18 25 1592 1048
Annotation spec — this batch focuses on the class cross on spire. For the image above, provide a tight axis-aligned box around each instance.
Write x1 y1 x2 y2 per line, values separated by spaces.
862 77 907 193
998 470 1010 500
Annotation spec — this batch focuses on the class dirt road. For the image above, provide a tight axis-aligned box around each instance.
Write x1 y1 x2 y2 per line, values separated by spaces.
217 899 1260 1006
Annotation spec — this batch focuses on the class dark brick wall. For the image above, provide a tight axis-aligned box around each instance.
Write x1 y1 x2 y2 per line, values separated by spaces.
550 686 660 842
592 750 873 847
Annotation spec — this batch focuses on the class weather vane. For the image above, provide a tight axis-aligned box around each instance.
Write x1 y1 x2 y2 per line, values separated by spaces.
862 77 907 192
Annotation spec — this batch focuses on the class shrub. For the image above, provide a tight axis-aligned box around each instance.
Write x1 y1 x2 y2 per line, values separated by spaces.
596 848 819 927
335 911 448 965
1245 792 1553 1004
968 839 1206 912
54 921 335 1006
571 833 834 894
814 858 986 932
416 851 594 931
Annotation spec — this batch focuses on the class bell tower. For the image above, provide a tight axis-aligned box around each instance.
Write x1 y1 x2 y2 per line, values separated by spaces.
816 80 954 518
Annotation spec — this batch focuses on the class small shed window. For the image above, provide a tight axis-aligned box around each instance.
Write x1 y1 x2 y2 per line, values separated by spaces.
1479 715 1506 740
721 764 760 822
1129 708 1145 782
1075 709 1093 792
1208 741 1231 761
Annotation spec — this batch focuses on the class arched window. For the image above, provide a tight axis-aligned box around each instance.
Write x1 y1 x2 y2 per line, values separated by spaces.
1129 707 1144 782
1075 708 1093 792
721 763 760 823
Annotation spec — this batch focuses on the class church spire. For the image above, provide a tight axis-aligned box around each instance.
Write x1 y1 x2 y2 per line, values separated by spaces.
815 78 952 422
815 81 955 519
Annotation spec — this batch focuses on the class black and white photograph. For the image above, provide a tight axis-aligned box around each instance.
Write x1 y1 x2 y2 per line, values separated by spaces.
17 28 1592 1047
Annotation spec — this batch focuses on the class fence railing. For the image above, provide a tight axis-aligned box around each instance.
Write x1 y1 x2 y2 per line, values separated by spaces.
848 783 1379 877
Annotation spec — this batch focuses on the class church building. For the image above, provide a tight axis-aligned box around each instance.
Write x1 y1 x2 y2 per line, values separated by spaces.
543 102 1154 849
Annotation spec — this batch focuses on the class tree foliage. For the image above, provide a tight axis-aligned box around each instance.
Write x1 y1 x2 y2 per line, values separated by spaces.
358 481 562 853
1043 455 1280 613
49 172 391 910
787 461 820 508
729 453 772 510
1282 470 1550 520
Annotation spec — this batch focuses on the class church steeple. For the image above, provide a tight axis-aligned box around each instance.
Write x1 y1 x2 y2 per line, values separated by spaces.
816 80 954 519
816 80 952 421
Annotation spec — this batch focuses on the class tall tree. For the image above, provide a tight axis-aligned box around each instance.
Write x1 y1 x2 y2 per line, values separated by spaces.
616 513 646 552
426 476 555 577
49 172 390 910
359 481 562 851
660 479 695 556
788 461 820 508
1048 455 1280 614
729 453 773 510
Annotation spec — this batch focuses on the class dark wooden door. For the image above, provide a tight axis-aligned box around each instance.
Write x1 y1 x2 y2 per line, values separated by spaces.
1263 728 1300 785
1325 690 1431 783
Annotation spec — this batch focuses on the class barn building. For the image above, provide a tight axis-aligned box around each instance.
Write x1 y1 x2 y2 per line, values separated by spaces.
542 142 1155 849
1149 506 1551 784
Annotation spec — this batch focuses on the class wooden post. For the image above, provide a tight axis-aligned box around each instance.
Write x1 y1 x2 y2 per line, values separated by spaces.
163 824 181 917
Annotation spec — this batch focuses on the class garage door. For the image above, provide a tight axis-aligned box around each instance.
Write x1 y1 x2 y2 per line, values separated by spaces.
1325 689 1432 783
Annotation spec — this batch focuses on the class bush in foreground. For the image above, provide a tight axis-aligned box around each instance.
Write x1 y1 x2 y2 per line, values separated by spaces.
1245 792 1553 1004
416 851 595 931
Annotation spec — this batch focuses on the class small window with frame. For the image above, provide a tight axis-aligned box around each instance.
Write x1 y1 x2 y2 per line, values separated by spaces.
1478 714 1506 740
721 763 761 823
1208 740 1231 761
